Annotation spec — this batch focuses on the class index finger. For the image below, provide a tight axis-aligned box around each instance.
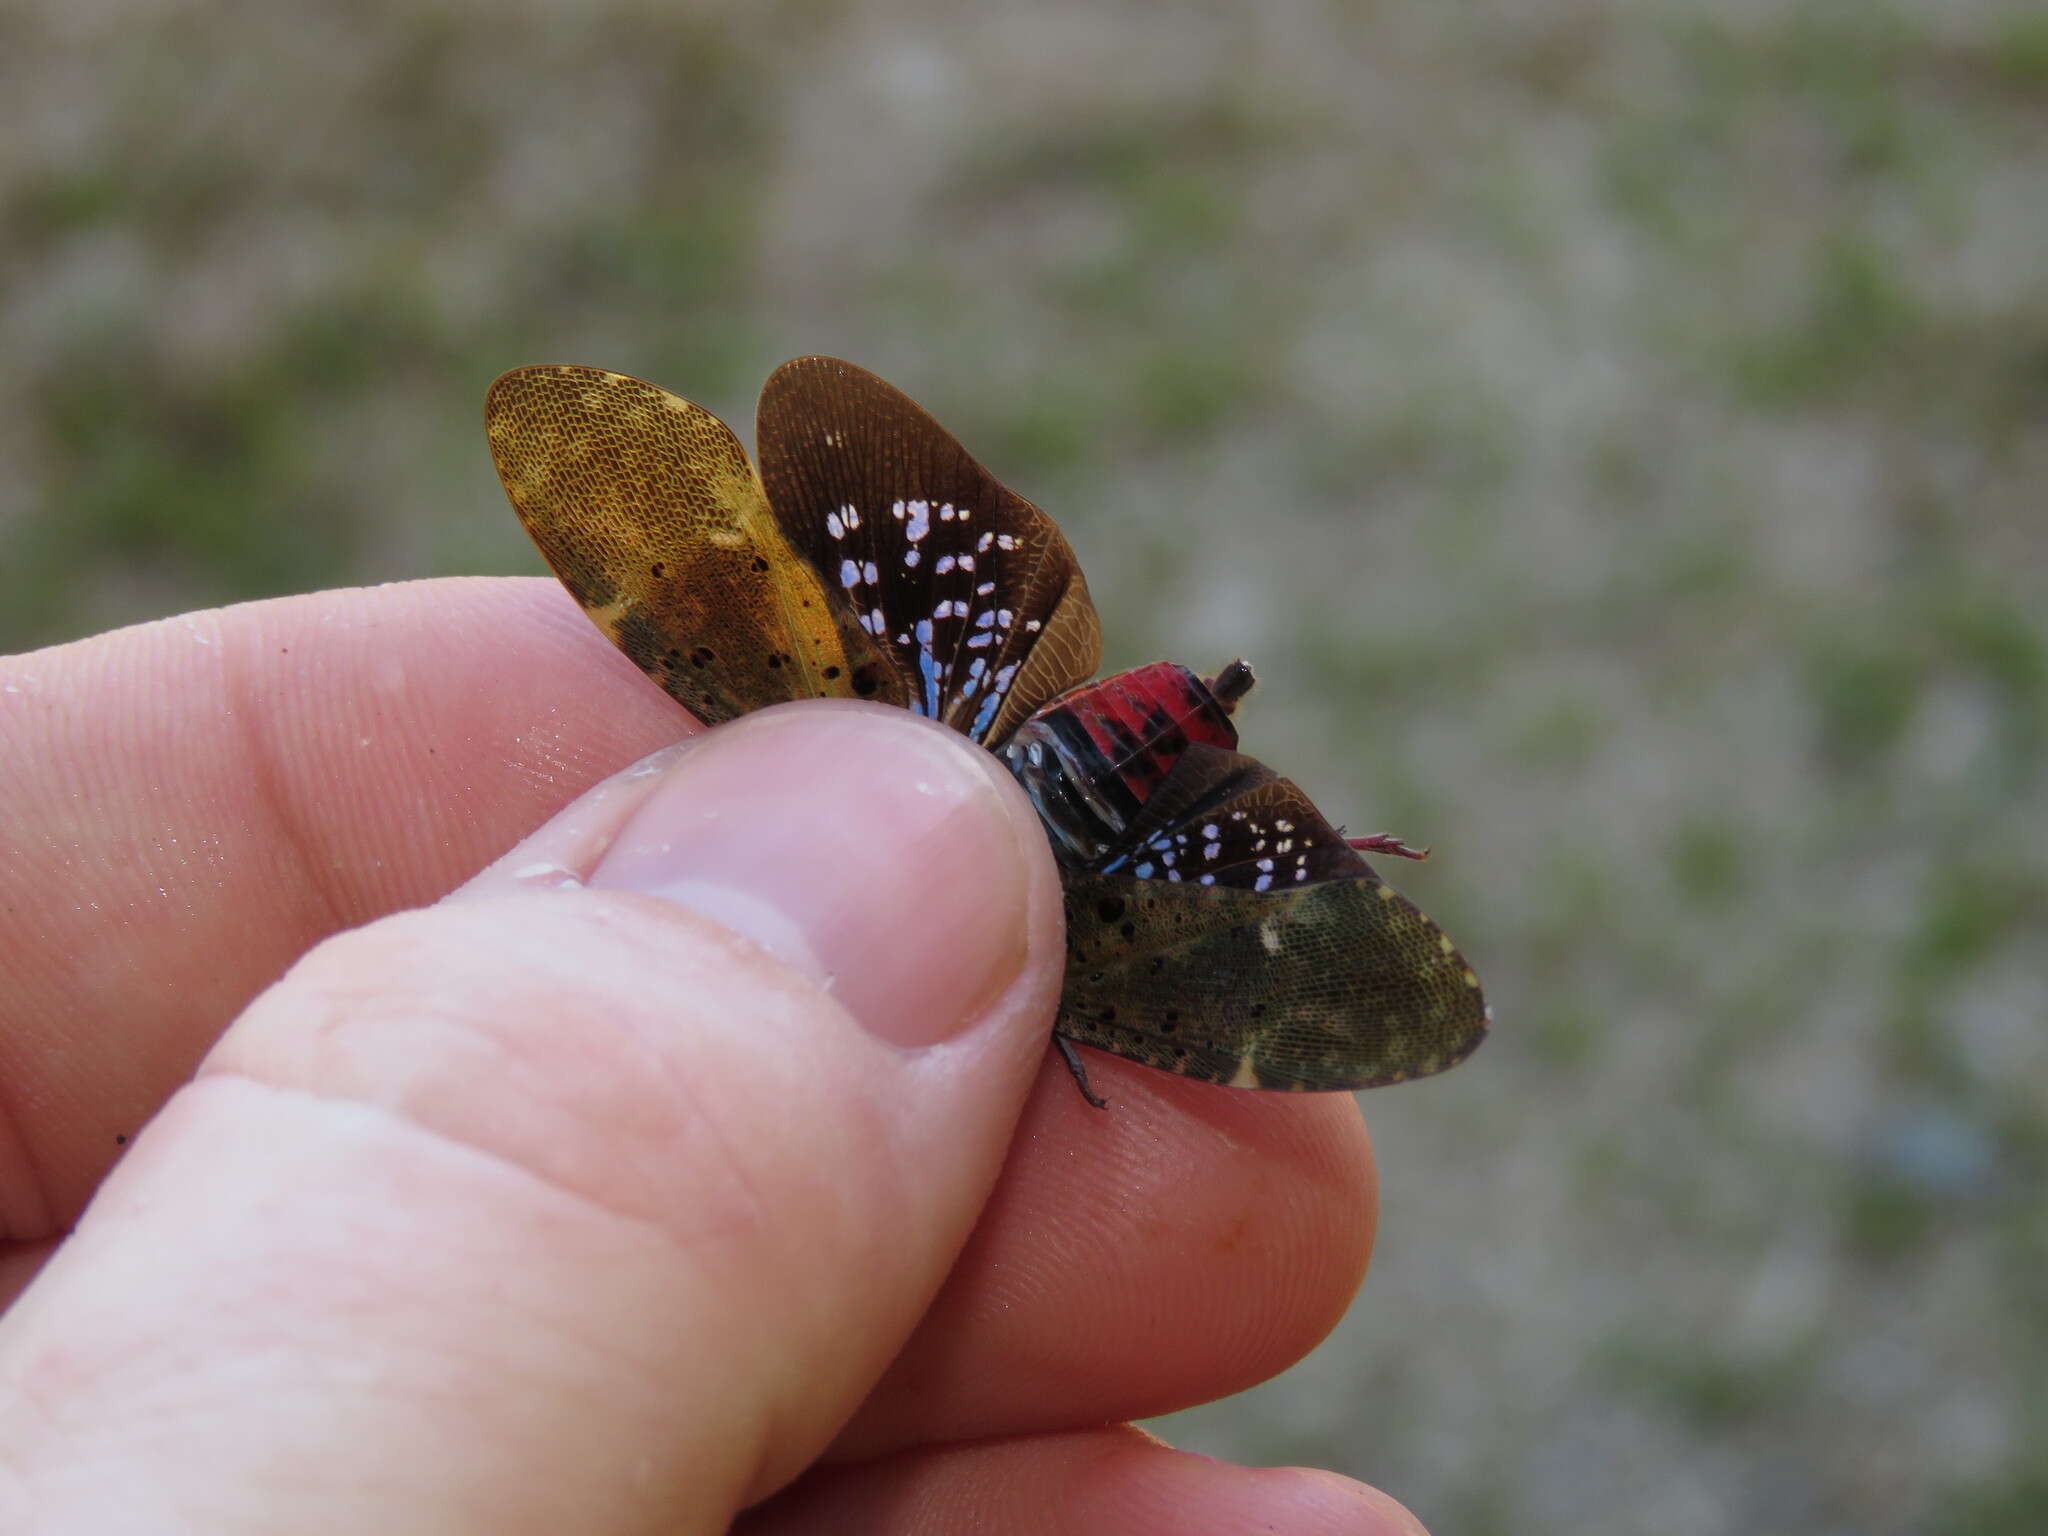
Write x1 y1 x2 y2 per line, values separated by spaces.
0 578 696 1230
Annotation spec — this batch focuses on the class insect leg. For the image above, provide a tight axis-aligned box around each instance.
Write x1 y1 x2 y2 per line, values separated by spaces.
1053 1036 1110 1111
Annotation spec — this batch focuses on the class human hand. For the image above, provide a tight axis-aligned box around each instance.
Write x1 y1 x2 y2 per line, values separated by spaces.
0 578 1425 1533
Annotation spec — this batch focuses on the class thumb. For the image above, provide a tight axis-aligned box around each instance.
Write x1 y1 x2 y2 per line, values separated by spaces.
0 701 1065 1533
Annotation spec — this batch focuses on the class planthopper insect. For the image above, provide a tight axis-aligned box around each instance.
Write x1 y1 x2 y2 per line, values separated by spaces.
487 357 1488 1106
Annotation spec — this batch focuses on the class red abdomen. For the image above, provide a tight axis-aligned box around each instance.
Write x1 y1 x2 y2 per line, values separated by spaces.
1049 662 1240 800
995 660 1248 869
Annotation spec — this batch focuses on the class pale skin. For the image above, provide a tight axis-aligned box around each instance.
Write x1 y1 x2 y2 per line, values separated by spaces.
0 577 1427 1535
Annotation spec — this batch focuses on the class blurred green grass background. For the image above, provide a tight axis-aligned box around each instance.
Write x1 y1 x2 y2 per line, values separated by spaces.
5 3 2045 1530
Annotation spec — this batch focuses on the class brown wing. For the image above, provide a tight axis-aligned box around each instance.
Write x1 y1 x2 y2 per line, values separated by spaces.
486 365 899 725
754 356 1101 745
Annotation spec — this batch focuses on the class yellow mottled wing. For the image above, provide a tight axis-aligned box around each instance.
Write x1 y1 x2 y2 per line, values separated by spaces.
486 365 901 725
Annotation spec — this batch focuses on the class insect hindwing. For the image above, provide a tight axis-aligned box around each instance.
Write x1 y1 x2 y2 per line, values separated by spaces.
754 356 1101 743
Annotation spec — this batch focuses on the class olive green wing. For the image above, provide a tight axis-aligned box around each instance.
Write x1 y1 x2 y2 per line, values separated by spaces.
1058 869 1489 1092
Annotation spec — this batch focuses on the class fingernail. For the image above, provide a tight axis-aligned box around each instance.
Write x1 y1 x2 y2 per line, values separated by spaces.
587 703 1036 1046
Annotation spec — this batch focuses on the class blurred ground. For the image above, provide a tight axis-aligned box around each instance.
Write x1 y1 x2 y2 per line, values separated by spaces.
4 2 2045 1531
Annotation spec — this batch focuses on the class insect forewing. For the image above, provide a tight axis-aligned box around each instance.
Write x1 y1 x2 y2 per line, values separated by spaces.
487 365 897 725
1059 871 1490 1090
1057 744 1490 1089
